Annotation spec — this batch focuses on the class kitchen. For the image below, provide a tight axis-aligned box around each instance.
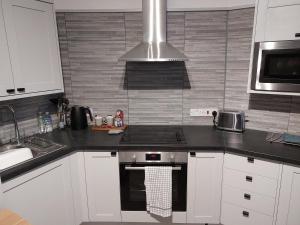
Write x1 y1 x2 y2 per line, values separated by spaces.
0 0 300 225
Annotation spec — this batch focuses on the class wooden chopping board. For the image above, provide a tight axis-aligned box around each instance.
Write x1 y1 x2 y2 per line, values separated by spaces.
0 209 31 225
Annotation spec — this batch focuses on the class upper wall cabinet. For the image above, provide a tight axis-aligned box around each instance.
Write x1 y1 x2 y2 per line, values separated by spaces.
0 0 64 100
0 0 14 97
255 0 300 42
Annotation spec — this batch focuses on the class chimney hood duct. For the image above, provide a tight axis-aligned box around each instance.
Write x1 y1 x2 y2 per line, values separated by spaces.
119 0 188 62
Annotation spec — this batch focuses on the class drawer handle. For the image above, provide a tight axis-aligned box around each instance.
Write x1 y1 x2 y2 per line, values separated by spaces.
244 193 251 200
242 211 250 217
295 33 300 38
111 152 117 157
6 89 15 94
246 176 253 182
247 157 254 163
17 88 25 92
190 152 196 157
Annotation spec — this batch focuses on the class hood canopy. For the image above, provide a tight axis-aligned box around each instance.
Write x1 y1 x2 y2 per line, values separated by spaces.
119 0 188 62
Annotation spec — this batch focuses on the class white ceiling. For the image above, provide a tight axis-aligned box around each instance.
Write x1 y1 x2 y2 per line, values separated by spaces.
54 0 256 12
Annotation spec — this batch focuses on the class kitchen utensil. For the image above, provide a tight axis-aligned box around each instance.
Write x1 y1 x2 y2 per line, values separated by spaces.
217 110 245 132
70 106 93 130
95 115 103 127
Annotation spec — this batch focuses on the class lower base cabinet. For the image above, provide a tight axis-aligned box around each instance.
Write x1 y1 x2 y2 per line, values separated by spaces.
187 152 223 224
2 157 75 225
276 164 300 225
84 152 121 222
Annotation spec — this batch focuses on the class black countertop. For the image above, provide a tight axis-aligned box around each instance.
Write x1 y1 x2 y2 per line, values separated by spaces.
1 125 300 182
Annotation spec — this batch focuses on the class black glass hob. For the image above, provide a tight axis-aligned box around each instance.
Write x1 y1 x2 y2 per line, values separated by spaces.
119 126 186 145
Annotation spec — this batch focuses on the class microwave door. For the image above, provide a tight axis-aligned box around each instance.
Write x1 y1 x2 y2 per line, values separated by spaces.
251 40 300 93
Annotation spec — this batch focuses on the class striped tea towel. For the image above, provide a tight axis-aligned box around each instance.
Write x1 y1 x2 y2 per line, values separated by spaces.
145 166 172 217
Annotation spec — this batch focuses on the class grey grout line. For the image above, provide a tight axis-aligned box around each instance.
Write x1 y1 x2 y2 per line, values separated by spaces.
223 11 229 111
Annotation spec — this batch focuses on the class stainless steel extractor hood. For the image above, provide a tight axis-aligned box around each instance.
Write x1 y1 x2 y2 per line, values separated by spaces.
119 0 188 62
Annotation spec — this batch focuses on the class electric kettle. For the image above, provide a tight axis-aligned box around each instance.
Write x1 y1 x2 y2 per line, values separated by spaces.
70 106 93 130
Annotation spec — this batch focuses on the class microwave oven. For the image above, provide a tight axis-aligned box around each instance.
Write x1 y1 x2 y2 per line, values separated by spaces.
250 40 300 93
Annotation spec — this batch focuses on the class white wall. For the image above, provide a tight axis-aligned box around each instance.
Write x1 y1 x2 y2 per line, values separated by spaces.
54 0 255 12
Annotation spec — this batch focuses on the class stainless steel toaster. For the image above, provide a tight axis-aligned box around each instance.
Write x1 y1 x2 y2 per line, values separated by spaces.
217 110 245 132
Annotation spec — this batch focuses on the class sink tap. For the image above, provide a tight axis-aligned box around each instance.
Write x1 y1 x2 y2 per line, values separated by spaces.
1 105 21 145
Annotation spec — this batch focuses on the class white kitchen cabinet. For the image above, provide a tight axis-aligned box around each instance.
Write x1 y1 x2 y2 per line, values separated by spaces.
84 152 121 222
265 5 300 41
0 0 63 99
0 177 3 210
276 164 300 225
69 152 89 225
2 157 75 225
187 152 223 224
0 0 15 97
221 153 281 225
268 0 300 7
254 0 300 42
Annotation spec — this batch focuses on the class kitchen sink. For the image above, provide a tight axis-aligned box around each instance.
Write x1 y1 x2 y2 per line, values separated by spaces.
0 145 34 170
0 136 65 171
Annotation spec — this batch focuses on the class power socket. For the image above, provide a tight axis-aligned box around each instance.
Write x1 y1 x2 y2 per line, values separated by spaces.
190 108 218 117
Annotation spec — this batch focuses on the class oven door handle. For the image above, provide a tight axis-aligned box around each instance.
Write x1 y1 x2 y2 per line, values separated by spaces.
125 166 182 171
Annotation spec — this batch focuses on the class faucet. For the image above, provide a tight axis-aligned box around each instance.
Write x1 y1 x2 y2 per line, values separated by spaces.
0 105 21 145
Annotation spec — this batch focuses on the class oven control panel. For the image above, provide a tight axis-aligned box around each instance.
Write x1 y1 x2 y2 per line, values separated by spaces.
146 153 161 161
119 152 187 163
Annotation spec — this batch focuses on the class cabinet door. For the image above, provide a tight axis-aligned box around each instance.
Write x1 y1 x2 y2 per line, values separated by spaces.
2 158 75 225
187 152 223 224
265 5 300 41
2 0 63 95
0 0 15 97
268 0 300 7
276 165 300 225
84 152 121 222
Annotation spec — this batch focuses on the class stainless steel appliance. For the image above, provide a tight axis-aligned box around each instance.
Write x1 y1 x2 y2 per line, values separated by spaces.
119 151 187 211
217 110 245 132
250 40 300 93
119 0 187 62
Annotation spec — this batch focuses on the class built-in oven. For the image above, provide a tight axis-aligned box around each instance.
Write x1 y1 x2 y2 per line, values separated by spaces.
119 152 187 212
250 40 300 93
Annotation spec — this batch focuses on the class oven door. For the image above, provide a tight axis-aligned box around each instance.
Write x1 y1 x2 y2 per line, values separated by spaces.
119 163 187 211
251 40 300 92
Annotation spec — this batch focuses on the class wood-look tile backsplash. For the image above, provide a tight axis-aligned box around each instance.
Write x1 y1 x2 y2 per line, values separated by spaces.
0 8 299 144
56 8 300 134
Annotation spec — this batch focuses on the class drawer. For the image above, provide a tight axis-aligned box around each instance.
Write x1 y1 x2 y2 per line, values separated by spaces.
222 185 276 216
223 168 278 198
268 0 300 7
224 154 280 179
221 202 273 225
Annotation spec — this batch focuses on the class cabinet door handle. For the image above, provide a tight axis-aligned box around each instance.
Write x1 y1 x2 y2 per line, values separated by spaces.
246 176 253 182
247 157 254 163
6 89 15 94
244 193 251 200
242 211 249 217
17 88 25 92
295 33 300 38
190 152 196 157
111 152 117 157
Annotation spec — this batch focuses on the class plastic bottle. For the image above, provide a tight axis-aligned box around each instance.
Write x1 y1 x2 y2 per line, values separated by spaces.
37 112 45 134
44 112 53 133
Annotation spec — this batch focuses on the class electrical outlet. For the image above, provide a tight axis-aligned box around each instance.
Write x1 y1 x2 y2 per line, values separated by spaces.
190 108 218 117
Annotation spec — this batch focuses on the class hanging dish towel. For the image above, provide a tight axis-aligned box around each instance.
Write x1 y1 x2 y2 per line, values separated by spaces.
145 166 172 217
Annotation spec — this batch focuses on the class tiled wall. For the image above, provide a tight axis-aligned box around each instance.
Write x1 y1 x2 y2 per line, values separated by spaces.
56 8 300 134
0 95 60 144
